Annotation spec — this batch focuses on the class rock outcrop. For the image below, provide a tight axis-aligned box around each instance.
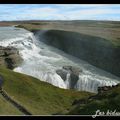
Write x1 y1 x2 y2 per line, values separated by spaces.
56 66 82 89
63 66 82 81
56 69 68 81
0 46 22 69
0 46 18 56
71 83 120 110
97 83 120 94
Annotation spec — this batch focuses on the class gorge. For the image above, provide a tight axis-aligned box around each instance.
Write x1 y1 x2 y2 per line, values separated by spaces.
0 25 119 93
34 29 120 77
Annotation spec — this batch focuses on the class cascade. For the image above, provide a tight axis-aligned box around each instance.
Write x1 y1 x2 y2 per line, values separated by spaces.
0 27 119 93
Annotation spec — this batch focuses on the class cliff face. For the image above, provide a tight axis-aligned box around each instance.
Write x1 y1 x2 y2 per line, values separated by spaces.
34 30 120 77
0 46 22 69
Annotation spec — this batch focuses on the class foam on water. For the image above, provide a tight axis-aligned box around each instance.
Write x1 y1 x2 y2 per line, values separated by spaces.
0 26 119 93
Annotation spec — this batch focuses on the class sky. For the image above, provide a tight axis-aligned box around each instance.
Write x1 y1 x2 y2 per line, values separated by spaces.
0 4 120 21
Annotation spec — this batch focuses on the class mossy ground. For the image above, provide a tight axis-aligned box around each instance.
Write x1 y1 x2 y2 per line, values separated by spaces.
0 67 93 115
66 85 120 115
0 94 23 115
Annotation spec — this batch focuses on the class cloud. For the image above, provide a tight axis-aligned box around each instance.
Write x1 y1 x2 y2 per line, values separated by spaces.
17 7 59 20
64 7 120 20
72 8 118 15
0 4 120 21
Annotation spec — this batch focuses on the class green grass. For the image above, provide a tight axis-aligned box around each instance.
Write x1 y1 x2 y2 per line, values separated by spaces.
0 67 93 115
0 94 23 115
16 24 46 32
67 85 120 115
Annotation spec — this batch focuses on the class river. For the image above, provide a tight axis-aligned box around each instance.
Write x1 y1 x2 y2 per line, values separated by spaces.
0 26 119 93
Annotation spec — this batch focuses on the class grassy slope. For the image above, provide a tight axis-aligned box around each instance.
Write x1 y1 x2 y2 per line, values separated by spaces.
66 85 120 115
0 94 23 115
0 67 93 115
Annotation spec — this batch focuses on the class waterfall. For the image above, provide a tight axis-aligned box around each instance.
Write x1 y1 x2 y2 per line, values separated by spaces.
75 74 118 93
0 26 119 93
65 73 71 89
39 72 66 89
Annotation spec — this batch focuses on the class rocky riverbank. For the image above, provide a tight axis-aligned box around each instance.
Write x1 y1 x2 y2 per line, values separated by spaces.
0 46 22 69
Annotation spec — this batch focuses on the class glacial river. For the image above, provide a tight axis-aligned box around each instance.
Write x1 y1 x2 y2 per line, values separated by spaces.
0 26 119 93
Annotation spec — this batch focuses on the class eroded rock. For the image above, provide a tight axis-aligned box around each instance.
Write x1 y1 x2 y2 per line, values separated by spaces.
97 84 120 94
56 66 82 89
56 69 68 81
0 46 22 69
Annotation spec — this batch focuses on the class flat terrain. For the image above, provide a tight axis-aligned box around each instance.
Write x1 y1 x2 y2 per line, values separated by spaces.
0 20 120 47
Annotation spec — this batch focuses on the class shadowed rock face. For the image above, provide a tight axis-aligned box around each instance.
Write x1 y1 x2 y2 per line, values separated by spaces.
56 69 68 81
70 83 120 111
0 46 18 56
34 30 120 77
56 66 82 89
4 58 14 69
0 46 22 70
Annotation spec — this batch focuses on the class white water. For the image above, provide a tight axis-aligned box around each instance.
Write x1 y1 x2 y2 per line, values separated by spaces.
0 26 119 93
65 73 71 89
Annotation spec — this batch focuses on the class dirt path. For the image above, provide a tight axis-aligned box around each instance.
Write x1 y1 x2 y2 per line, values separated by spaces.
0 88 32 115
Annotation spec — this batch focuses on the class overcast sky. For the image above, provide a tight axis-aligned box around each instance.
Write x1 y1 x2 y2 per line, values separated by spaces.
0 4 120 21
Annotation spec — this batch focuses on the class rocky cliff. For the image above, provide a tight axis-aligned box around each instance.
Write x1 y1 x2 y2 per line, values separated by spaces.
0 46 22 69
34 30 120 77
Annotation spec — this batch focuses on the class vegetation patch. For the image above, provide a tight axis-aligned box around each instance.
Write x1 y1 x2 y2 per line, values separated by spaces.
65 84 120 115
0 67 93 115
